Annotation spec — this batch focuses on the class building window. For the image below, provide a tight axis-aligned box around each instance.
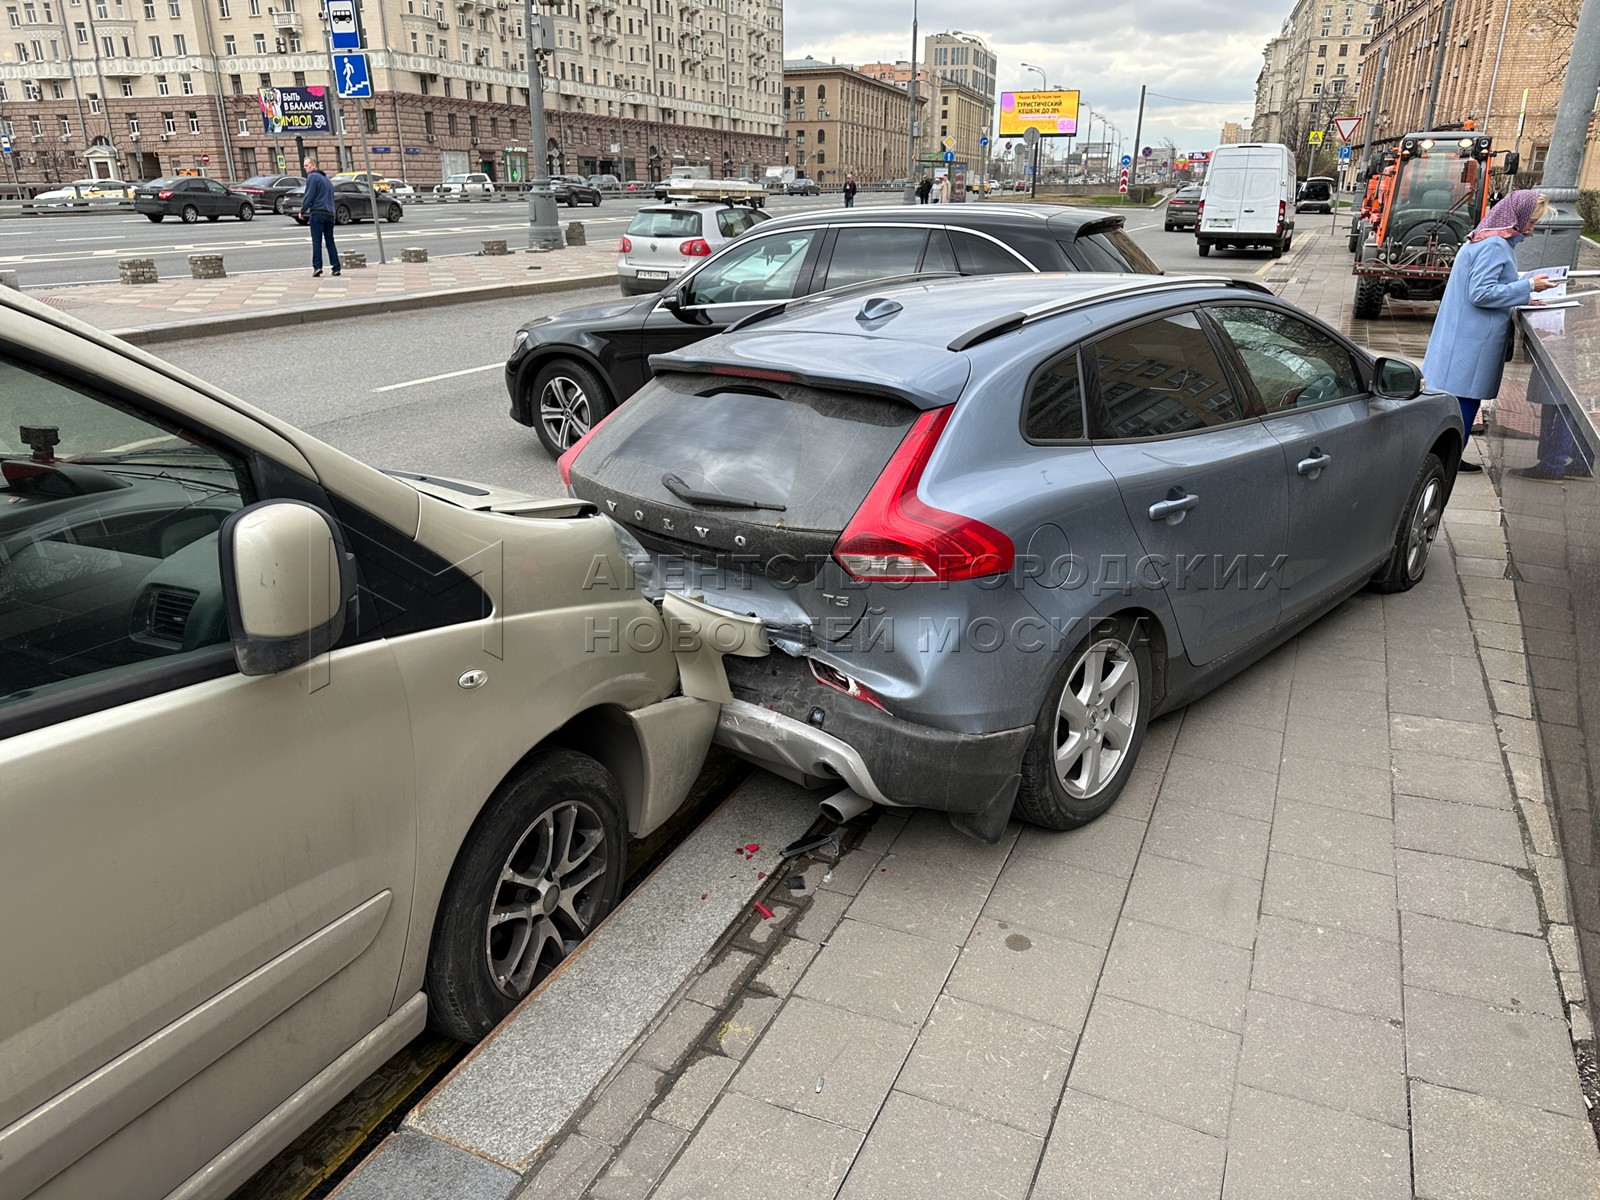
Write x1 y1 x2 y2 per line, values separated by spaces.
155 73 169 94
126 113 138 134
292 70 304 85
423 110 434 135
1316 44 1326 56
141 0 152 16
468 114 478 138
1334 63 1345 75
87 91 99 112
148 34 159 55
187 110 199 133
29 116 41 135
59 116 70 136
248 0 257 12
167 0 177 14
101 34 111 53
1338 42 1348 56
72 19 84 41
173 33 185 54
258 72 270 89
223 33 234 53
447 112 457 135
1315 63 1324 76
238 114 248 133
241 147 256 174
253 32 264 52
1312 83 1323 95
364 107 377 132
179 72 192 93
119 77 132 96
162 111 175 133
217 0 228 14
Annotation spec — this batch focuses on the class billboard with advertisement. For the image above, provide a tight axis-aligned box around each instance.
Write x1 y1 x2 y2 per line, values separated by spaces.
259 86 331 135
999 90 1080 138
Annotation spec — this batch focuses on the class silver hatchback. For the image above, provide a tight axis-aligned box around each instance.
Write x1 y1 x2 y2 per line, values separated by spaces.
616 201 769 294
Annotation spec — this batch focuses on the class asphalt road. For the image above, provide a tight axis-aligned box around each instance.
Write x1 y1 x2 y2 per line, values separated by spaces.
2 190 913 286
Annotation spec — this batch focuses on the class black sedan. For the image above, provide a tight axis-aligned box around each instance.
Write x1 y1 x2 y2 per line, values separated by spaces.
506 203 1161 455
134 176 256 223
550 175 603 207
784 178 821 195
229 174 307 214
280 179 403 224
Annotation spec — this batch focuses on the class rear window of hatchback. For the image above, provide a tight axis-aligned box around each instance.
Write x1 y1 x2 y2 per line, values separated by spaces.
627 210 703 239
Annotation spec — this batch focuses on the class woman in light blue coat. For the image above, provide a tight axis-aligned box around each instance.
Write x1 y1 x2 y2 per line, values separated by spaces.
1421 189 1556 471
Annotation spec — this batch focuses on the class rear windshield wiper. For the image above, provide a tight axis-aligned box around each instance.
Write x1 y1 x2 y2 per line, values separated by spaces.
662 472 787 512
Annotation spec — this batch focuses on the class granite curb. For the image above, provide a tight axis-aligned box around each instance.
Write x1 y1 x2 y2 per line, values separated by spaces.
104 271 615 346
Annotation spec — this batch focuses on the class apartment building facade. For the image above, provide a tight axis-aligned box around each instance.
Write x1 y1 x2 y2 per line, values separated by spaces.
780 55 909 184
1354 0 1592 184
0 0 784 186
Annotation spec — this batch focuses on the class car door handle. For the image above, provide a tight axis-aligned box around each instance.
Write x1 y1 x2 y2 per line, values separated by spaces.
1148 490 1200 523
1298 450 1332 476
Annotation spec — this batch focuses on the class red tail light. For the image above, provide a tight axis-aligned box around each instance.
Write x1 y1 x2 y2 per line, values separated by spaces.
556 405 623 491
619 235 633 252
810 660 888 711
1196 199 1204 219
1278 199 1286 227
834 406 1013 583
157 190 173 199
679 238 712 257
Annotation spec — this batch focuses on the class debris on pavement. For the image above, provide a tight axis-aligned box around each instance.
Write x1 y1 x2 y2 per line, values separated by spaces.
752 901 774 920
780 832 836 858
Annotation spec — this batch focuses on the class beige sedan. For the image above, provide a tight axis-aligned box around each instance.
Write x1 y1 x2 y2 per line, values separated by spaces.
0 288 720 1198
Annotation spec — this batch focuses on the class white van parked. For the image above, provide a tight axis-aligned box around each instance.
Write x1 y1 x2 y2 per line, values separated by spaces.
1197 143 1296 257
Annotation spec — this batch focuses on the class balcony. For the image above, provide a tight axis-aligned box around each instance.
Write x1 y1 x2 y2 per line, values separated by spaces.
272 10 301 31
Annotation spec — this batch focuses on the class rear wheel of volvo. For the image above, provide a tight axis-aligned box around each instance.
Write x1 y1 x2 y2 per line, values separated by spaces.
1372 453 1446 594
426 751 625 1043
1353 275 1385 319
1016 616 1153 830
532 358 612 456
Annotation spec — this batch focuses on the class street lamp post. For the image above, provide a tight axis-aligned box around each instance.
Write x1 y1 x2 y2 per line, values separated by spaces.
902 0 919 203
952 30 991 196
1021 63 1045 196
524 0 562 249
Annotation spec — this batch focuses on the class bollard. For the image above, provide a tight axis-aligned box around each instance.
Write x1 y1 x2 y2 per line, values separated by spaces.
187 254 226 280
119 258 159 285
566 221 586 247
338 251 367 270
480 239 509 256
401 247 429 263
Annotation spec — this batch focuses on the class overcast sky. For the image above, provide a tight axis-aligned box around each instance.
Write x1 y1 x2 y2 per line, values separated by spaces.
782 3 1288 157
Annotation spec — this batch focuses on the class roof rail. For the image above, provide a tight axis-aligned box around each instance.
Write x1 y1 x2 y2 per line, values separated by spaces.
947 275 1272 352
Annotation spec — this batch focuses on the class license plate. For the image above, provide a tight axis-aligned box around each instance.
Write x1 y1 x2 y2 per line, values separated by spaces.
635 270 670 281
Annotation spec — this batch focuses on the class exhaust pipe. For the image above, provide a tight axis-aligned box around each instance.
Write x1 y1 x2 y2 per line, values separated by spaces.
819 788 873 824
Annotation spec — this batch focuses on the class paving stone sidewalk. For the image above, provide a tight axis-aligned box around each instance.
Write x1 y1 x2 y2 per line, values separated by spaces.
22 242 618 336
319 223 1600 1198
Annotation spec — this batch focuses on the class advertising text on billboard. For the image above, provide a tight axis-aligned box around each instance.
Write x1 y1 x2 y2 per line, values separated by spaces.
259 86 331 135
998 90 1080 138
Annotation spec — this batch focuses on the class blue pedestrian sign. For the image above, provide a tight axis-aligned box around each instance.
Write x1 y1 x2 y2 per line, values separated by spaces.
1338 144 1352 160
943 150 955 162
1120 154 1132 167
327 0 361 51
334 52 371 98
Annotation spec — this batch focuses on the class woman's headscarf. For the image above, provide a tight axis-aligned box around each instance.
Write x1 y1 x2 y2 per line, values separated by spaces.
1469 189 1542 242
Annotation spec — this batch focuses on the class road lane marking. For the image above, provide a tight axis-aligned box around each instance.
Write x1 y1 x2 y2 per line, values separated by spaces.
372 362 502 392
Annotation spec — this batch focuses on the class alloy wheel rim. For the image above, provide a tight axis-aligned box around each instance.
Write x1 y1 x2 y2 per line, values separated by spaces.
1053 638 1139 800
540 376 592 448
1406 477 1442 579
484 800 607 999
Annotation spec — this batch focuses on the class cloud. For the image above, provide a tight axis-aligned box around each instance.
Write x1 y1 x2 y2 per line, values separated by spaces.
783 2 1292 150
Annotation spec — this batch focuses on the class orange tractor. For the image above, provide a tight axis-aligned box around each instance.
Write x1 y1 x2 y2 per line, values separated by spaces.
1350 129 1519 319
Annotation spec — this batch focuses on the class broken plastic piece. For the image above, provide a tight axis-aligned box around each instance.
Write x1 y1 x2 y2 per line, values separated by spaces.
781 832 836 858
746 843 760 853
700 893 708 900
785 875 806 891
815 1075 825 1094
757 871 766 880
822 870 834 885
753 901 774 920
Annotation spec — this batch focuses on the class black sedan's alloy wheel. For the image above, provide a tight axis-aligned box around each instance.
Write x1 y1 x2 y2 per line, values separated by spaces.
532 359 612 457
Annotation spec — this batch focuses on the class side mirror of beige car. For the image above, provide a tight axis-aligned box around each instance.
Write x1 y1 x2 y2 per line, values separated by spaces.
219 500 356 676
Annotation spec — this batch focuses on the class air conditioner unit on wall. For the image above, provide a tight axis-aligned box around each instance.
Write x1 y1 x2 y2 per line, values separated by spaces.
427 133 437 141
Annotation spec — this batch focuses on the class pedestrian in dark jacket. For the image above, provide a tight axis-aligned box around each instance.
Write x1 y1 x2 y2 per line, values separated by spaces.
299 158 340 277
915 175 932 204
843 175 857 208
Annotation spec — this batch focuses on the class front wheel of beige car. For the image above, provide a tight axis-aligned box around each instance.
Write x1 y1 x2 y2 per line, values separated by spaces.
1015 616 1152 830
426 751 625 1043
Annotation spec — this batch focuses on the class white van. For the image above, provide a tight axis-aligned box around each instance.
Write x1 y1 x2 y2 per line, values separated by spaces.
1197 142 1296 257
